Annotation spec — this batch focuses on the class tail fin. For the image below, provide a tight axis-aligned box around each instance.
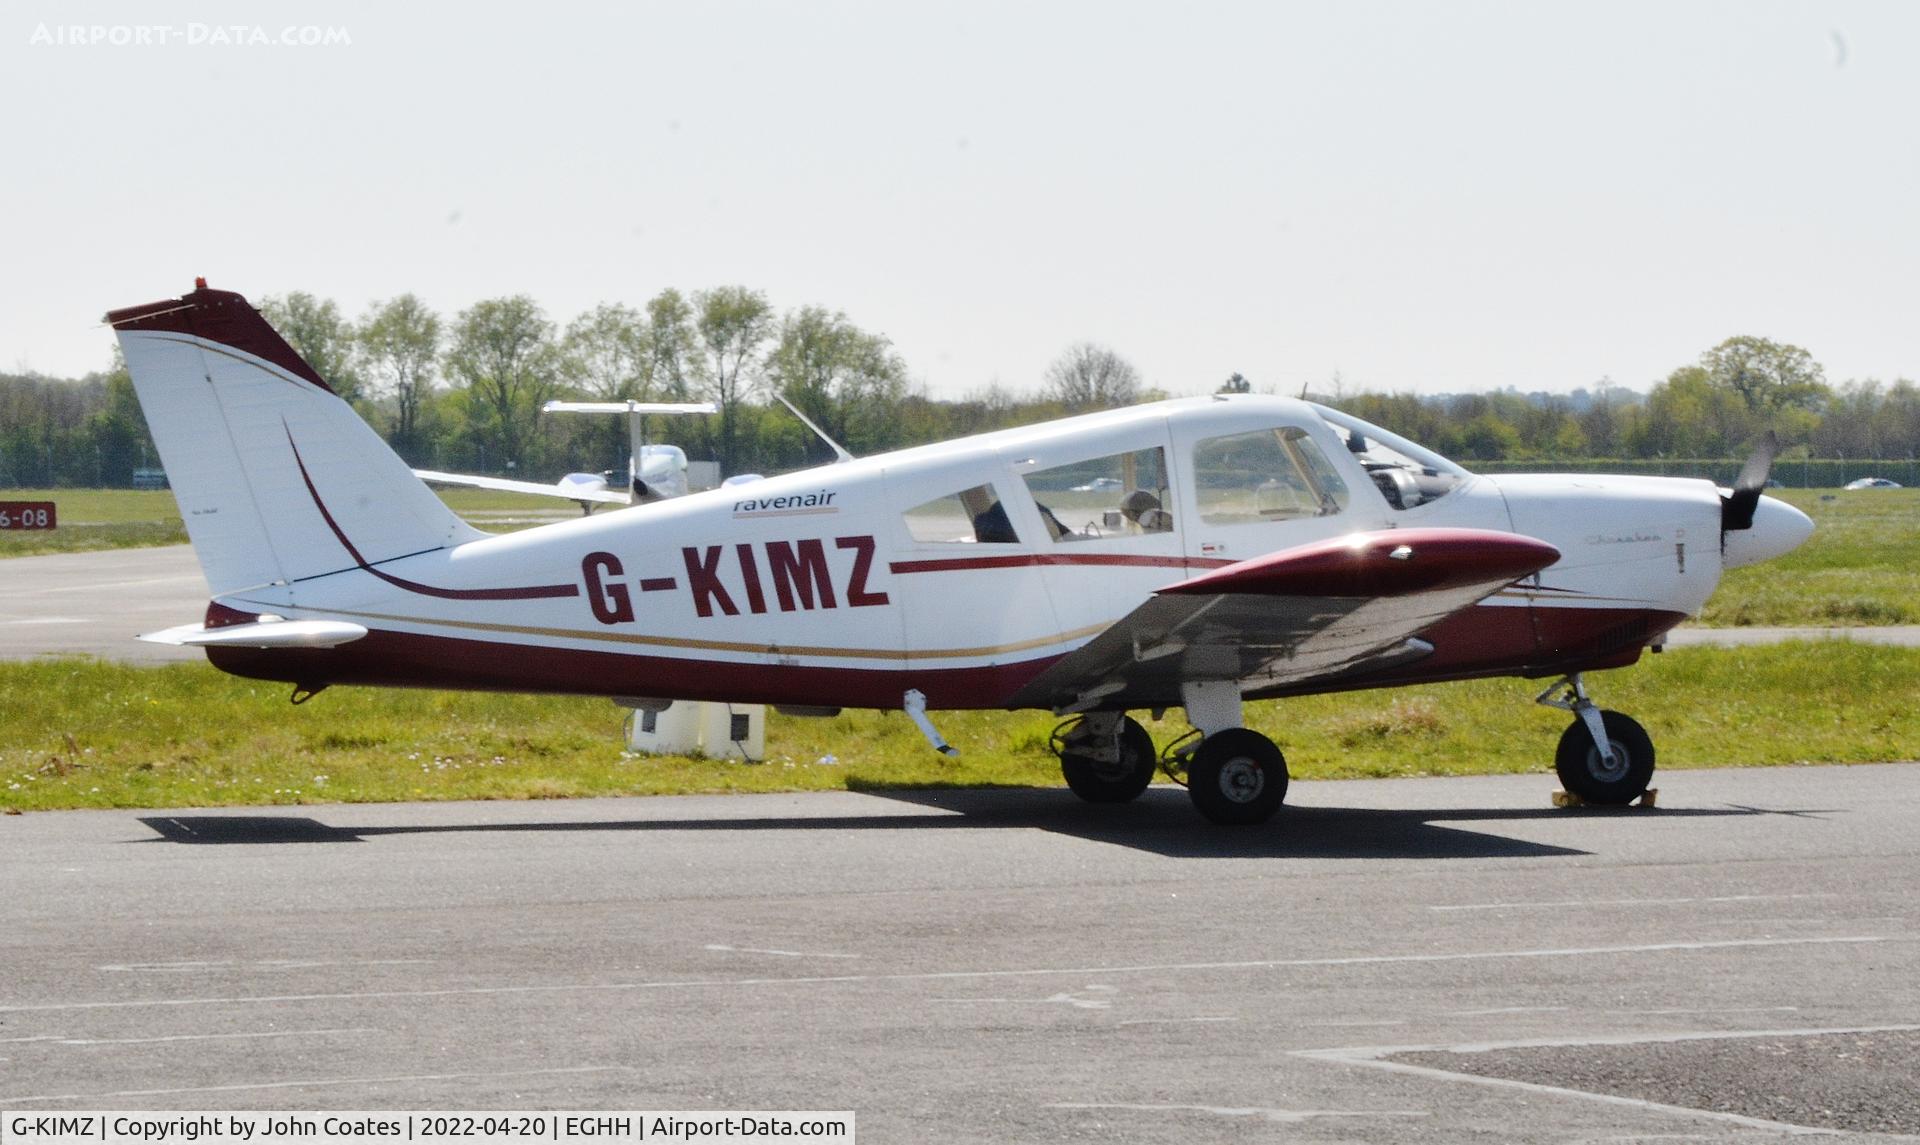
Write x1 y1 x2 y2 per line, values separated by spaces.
108 282 481 597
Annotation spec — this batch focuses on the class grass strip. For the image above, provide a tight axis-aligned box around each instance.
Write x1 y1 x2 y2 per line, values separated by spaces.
2 641 1914 812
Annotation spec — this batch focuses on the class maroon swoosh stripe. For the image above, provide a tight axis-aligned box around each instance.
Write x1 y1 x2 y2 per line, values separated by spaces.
285 427 580 602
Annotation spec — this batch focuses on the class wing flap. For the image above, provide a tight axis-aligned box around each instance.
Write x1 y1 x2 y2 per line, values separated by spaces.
1010 528 1558 711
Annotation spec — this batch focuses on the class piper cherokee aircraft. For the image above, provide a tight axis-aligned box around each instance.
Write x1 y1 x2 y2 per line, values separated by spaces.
109 282 1814 824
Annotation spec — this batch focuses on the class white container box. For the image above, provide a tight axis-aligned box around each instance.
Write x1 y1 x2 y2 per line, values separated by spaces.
699 702 766 761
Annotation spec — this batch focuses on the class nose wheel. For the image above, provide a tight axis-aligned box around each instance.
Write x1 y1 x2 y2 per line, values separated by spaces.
1538 675 1657 805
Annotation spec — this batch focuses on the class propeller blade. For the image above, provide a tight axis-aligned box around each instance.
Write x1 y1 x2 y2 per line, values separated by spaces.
1721 430 1778 532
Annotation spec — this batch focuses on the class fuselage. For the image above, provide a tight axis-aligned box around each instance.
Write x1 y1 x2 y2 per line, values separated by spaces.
203 395 1811 710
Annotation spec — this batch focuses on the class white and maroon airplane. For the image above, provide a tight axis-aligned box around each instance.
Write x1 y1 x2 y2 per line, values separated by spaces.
109 282 1813 824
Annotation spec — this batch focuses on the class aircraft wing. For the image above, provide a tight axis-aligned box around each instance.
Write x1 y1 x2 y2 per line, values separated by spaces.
1008 528 1560 712
412 469 631 505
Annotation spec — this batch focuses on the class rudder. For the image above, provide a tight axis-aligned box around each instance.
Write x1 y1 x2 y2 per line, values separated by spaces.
108 281 481 598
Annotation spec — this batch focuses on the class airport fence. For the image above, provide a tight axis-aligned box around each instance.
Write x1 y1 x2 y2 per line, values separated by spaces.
1471 457 1918 488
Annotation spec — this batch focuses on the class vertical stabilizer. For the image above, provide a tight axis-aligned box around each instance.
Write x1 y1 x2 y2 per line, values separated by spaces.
107 282 482 597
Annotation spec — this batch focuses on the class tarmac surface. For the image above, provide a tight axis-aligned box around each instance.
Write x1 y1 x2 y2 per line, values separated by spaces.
0 547 207 662
4 545 1919 663
3 765 1919 1141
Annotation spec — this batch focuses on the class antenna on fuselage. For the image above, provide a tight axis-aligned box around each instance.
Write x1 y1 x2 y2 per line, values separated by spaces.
773 393 855 464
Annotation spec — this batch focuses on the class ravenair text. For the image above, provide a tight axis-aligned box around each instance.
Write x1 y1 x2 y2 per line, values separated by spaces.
580 536 889 624
730 489 837 517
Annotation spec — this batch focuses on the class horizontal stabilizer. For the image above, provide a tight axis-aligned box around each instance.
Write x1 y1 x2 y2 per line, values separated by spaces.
140 619 369 649
542 400 718 416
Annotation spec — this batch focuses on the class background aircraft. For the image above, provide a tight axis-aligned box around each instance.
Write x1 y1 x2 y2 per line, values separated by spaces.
111 283 1813 824
414 399 718 510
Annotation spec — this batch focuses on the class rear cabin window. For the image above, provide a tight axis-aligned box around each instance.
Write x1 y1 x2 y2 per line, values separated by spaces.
1019 447 1173 542
902 483 1019 543
1193 426 1349 525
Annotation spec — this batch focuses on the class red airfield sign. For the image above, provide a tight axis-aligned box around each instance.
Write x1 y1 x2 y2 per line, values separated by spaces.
0 501 56 529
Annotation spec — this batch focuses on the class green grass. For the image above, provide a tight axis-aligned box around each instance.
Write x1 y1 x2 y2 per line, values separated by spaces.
1702 489 1920 626
0 487 568 556
0 490 188 555
3 642 1915 813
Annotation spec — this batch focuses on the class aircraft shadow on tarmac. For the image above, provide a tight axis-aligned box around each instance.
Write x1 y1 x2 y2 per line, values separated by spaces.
133 788 1807 860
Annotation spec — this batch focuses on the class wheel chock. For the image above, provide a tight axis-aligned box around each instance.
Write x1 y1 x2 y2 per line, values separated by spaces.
1552 788 1658 809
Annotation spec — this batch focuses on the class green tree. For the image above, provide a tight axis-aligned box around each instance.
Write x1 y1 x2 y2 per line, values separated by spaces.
85 361 151 486
1044 342 1141 412
765 307 910 458
644 289 700 402
563 303 652 401
1639 365 1754 457
357 294 441 461
443 296 561 472
1700 336 1828 414
693 286 773 474
1455 412 1522 461
561 303 654 466
260 292 364 402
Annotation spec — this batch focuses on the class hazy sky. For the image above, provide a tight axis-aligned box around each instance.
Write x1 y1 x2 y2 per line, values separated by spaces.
4 1 1915 400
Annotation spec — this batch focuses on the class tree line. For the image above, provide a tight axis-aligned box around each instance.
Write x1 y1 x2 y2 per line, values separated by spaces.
1326 337 1919 466
2 287 1915 489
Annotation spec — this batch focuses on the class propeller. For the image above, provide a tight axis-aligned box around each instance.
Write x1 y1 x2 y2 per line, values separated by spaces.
1720 431 1779 532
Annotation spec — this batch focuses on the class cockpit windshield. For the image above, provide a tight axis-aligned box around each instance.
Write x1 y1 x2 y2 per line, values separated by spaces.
1308 403 1468 510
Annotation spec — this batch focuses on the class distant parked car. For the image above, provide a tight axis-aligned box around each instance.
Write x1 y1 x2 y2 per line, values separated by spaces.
1843 477 1902 490
1070 476 1124 492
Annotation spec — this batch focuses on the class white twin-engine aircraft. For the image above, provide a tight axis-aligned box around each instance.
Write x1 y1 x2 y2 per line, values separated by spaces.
112 283 1813 824
413 399 717 510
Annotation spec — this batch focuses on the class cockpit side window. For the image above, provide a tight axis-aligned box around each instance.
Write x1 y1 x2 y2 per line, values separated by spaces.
1019 447 1173 542
903 483 1019 544
1192 426 1349 525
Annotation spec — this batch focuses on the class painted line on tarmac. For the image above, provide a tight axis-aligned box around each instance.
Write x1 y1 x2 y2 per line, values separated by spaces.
52 1027 376 1046
1047 1102 1428 1125
1430 894 1832 912
1 1064 627 1106
98 958 433 973
1293 1024 1920 1138
704 943 859 959
0 934 1904 1016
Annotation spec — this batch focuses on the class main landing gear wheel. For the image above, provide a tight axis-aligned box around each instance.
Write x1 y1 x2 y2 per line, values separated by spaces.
1187 728 1289 825
1555 710 1655 805
1058 715 1158 804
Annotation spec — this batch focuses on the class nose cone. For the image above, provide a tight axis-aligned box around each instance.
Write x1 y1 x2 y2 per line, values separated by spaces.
1723 494 1814 569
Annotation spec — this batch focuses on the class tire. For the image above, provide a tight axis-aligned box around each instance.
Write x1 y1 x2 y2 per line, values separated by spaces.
1187 728 1289 825
1060 716 1158 803
1555 710 1655 805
